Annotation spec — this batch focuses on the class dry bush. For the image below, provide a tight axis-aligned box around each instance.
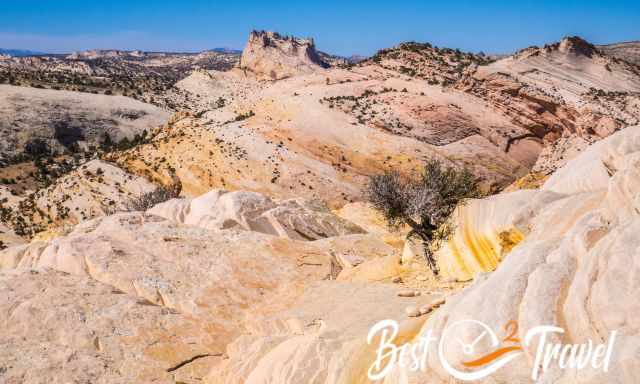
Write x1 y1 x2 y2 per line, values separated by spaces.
366 159 481 274
126 185 180 212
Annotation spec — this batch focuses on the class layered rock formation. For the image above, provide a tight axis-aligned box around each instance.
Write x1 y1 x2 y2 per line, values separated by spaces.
115 34 537 206
240 31 329 80
460 36 640 173
6 123 639 382
598 41 640 66
149 189 365 240
389 125 640 383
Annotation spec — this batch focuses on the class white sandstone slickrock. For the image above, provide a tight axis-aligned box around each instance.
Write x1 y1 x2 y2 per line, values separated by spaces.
0 159 160 238
385 126 640 384
0 84 169 159
4 30 640 384
120 31 549 210
148 189 366 240
204 126 640 384
0 188 396 383
4 124 640 383
205 281 434 384
0 268 223 384
36 159 159 220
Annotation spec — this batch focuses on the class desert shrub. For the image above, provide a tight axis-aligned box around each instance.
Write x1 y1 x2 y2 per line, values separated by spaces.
234 110 255 121
126 185 180 212
366 159 481 274
24 138 52 158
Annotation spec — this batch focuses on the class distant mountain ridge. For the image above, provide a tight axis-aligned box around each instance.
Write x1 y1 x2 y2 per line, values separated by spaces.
208 48 242 54
0 48 47 57
65 48 245 60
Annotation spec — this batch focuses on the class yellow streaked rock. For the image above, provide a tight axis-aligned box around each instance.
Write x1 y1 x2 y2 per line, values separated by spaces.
436 190 535 281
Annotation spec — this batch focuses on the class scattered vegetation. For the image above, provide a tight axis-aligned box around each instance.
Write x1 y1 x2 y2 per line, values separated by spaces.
126 185 180 212
366 160 482 274
223 110 255 124
0 51 239 110
367 41 493 84
234 110 255 121
100 130 150 152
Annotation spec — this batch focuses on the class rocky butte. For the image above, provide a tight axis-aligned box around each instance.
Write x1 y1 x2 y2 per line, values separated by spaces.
240 30 329 80
0 30 639 383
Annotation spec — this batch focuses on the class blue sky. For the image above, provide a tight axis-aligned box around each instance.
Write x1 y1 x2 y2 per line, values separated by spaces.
0 1 638 56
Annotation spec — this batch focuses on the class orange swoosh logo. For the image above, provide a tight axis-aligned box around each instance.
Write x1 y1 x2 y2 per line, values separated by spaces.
461 346 523 368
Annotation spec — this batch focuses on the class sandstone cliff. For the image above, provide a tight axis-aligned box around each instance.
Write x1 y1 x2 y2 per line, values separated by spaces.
240 30 329 80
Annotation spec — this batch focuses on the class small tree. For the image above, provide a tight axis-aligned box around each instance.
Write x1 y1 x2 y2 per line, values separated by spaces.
366 160 481 274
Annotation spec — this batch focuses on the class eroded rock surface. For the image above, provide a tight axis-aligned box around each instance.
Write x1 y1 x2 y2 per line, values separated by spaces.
0 192 399 383
2 31 640 384
461 36 640 174
0 84 169 160
0 269 222 384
